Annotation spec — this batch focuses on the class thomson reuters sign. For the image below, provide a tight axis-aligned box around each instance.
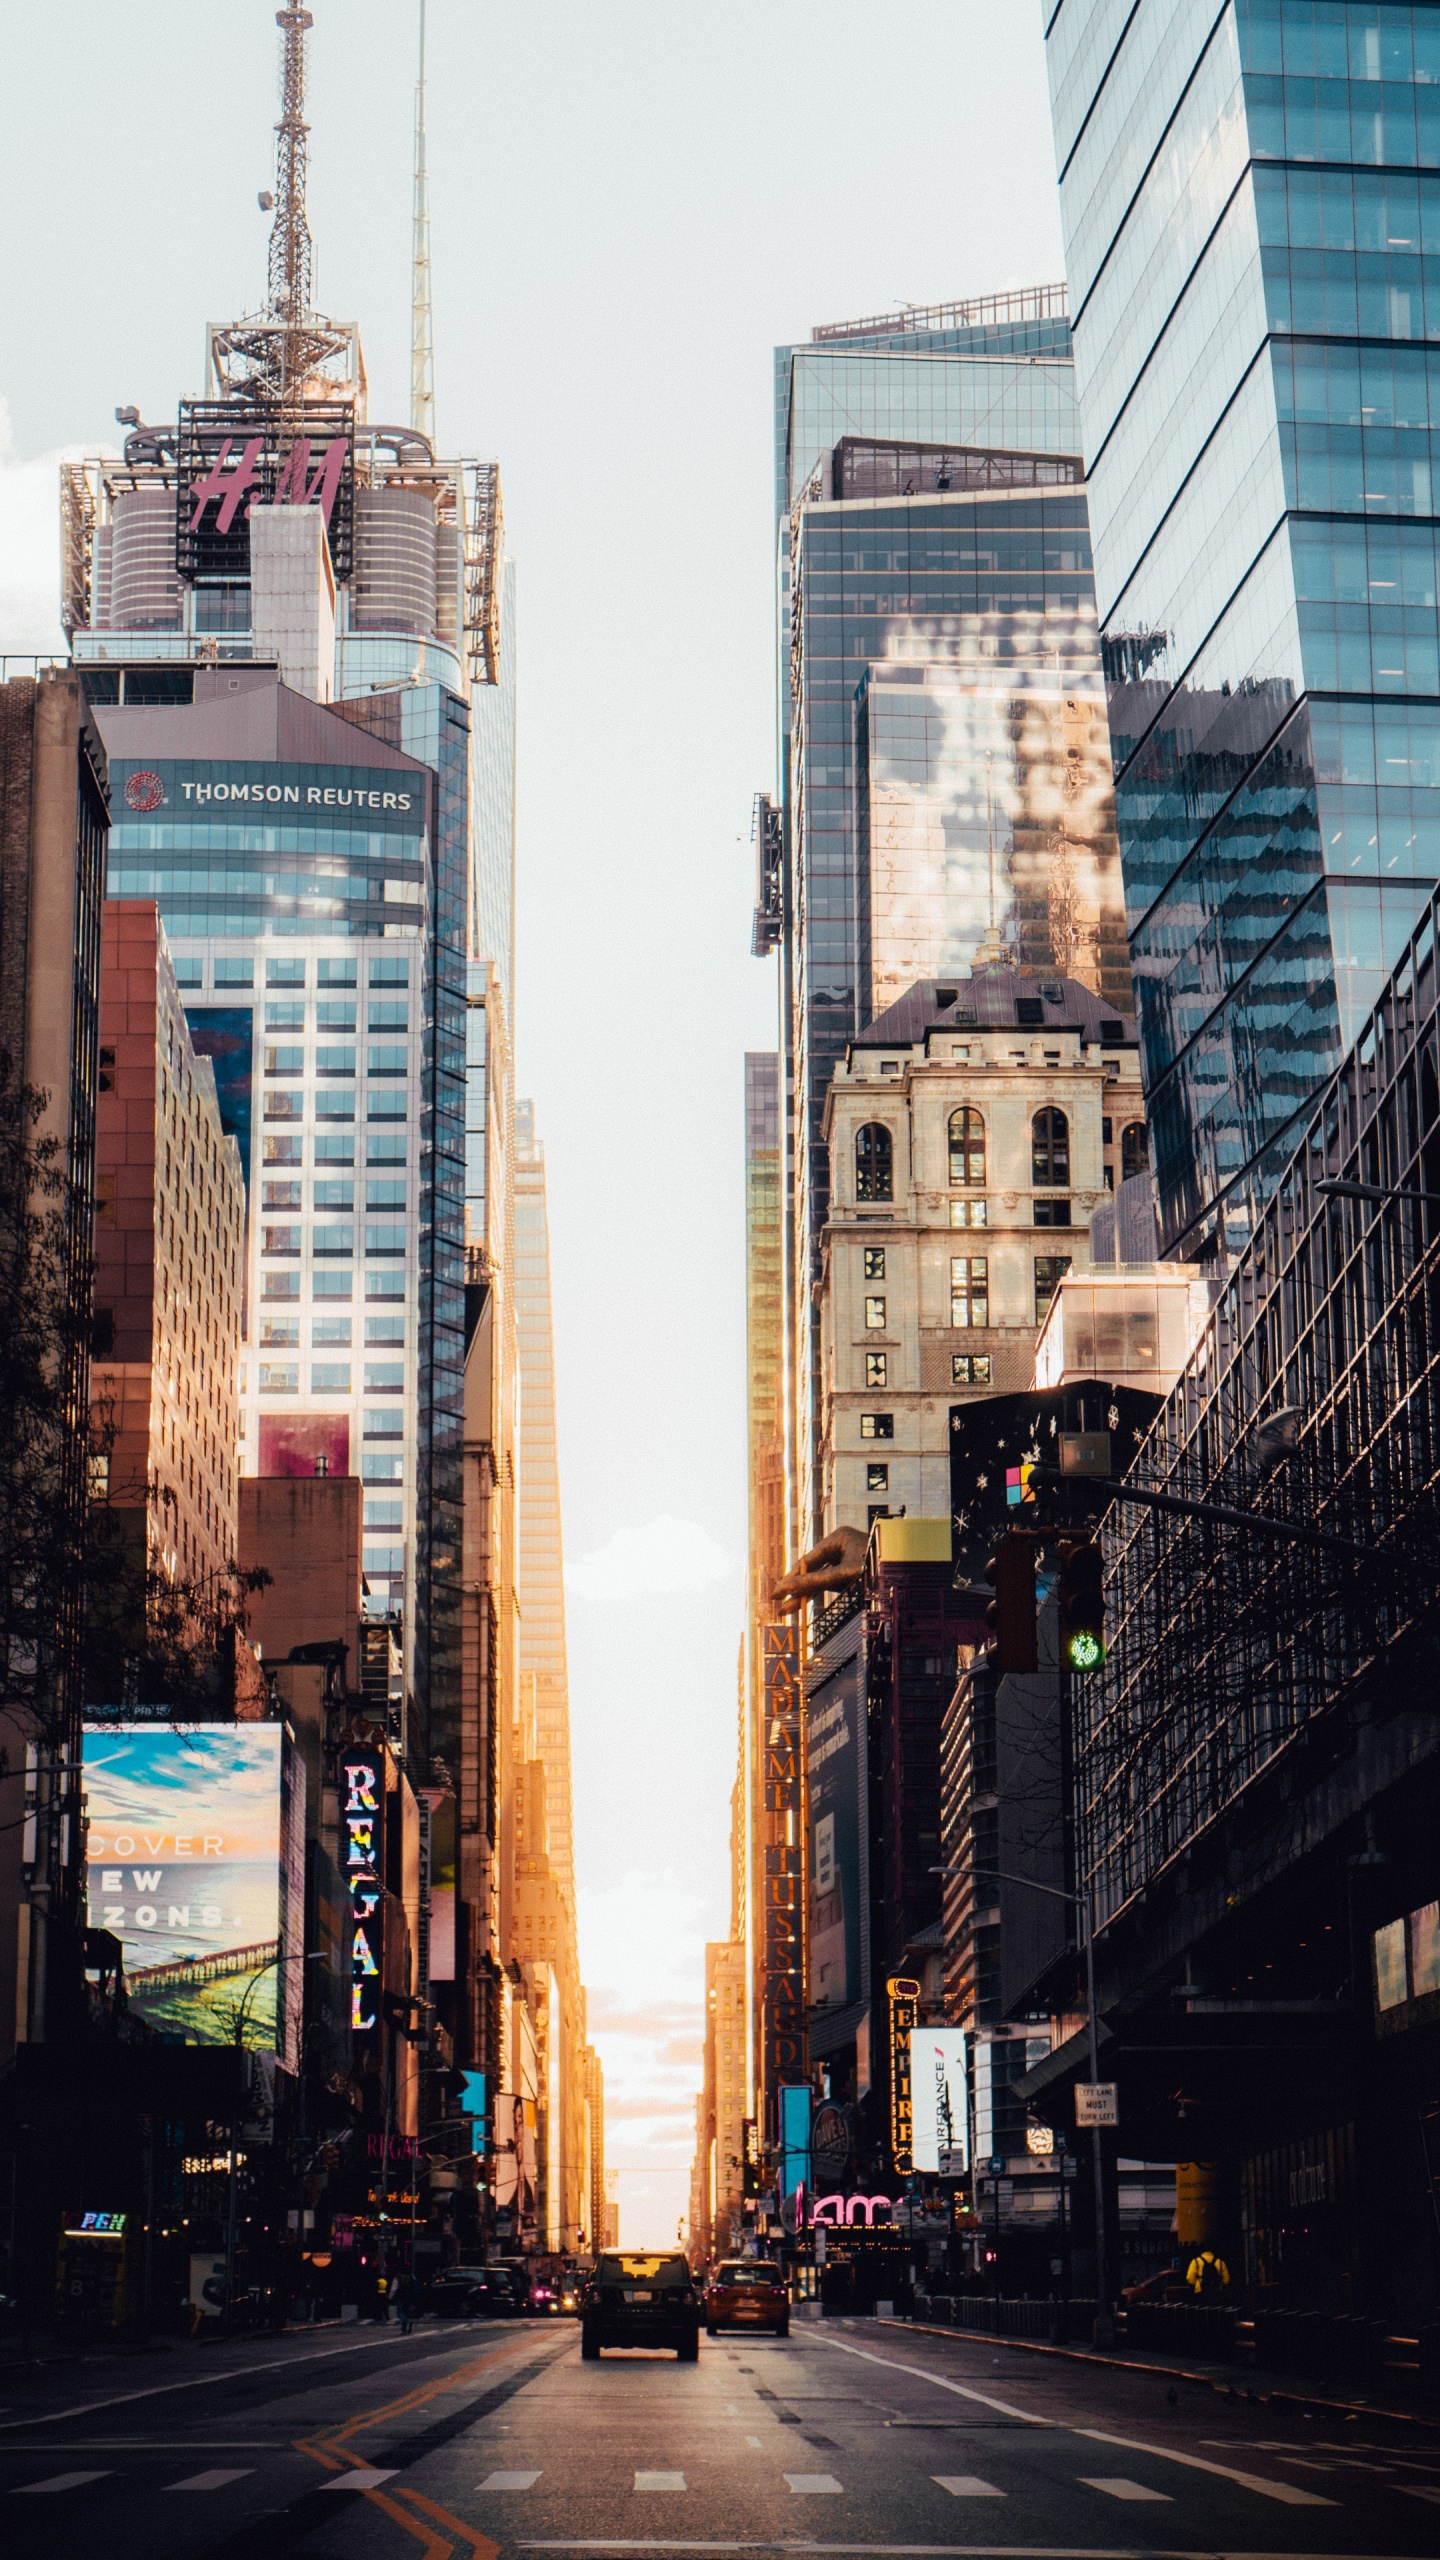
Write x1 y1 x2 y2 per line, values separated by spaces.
124 770 166 813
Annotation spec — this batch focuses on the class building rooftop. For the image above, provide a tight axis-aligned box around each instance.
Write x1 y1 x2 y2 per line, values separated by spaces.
811 283 1069 344
846 968 1137 1054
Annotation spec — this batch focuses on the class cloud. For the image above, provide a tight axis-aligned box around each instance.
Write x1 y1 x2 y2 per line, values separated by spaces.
578 1869 711 2182
0 399 99 656
566 1513 736 1602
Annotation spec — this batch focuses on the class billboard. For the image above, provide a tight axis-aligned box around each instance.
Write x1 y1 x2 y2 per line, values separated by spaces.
85 1724 304 2069
806 1629 867 2027
910 2027 969 2176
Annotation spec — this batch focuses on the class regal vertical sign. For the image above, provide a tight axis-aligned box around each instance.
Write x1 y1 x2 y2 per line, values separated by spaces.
339 1740 386 2043
761 1621 804 2132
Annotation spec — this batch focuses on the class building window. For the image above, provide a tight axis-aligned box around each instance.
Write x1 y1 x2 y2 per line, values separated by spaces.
318 956 357 988
859 1412 894 1440
950 1254 989 1328
262 1270 300 1302
367 1178 406 1210
856 1122 893 1200
868 1504 890 1524
314 1179 355 1209
316 1000 357 1032
367 1131 406 1165
949 1197 987 1228
1033 1198 1072 1228
260 1316 299 1349
865 1352 888 1386
258 1362 299 1394
266 956 306 987
263 1134 303 1165
1035 1254 1072 1320
949 1106 985 1185
863 1246 886 1280
315 1133 355 1165
265 1001 305 1030
952 1353 993 1386
866 1462 889 1491
262 1180 302 1210
365 1313 405 1346
1032 1106 1069 1186
264 1044 304 1077
311 1361 352 1392
313 1316 352 1345
864 1294 886 1330
1122 1120 1148 1179
263 1224 301 1257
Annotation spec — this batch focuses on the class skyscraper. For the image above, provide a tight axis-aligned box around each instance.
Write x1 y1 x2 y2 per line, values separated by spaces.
1043 1 1440 1256
771 292 1130 1539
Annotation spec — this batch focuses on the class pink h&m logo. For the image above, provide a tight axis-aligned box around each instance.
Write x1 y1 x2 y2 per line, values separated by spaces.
187 435 346 536
187 437 264 534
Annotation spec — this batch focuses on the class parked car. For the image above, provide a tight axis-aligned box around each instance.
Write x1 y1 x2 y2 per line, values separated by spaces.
580 2250 702 2360
703 2259 789 2338
471 2263 530 2317
1121 2265 1188 2307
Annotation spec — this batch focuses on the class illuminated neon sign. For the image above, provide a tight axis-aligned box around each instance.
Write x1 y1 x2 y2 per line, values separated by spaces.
339 1743 386 2041
887 1976 920 2175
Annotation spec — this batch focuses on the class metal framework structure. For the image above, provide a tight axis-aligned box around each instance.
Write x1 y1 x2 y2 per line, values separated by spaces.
411 0 435 446
462 461 504 689
1082 888 1440 1931
209 2 357 406
811 283 1069 344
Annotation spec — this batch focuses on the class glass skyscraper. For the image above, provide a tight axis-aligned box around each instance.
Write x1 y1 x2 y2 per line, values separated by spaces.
773 293 1130 1537
1045 0 1440 1256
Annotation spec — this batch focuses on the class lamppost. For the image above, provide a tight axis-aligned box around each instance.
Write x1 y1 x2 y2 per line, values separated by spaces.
932 1860 1114 2346
223 1950 325 2332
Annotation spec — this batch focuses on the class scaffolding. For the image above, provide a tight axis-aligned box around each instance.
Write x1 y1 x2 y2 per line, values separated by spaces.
1081 888 1440 1932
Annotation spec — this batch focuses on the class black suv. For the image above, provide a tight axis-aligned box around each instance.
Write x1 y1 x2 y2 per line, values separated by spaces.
580 2251 701 2360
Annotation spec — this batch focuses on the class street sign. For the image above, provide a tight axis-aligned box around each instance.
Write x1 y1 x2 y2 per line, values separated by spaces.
987 2153 1006 2174
1075 2081 1118 2127
1059 1432 1111 1477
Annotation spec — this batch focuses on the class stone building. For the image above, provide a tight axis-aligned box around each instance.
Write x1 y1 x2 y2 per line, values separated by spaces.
820 966 1144 1531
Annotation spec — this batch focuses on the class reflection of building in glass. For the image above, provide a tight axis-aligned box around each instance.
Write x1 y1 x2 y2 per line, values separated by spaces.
858 666 1125 1016
773 291 1132 1540
1045 9 1440 1257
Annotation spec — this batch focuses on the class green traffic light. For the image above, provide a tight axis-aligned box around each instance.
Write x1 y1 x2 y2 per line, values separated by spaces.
1067 1629 1104 1672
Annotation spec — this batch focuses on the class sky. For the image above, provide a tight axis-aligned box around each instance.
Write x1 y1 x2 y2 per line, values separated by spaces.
0 0 1065 2247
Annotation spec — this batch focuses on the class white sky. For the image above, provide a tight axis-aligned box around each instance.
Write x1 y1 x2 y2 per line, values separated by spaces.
0 0 1063 2249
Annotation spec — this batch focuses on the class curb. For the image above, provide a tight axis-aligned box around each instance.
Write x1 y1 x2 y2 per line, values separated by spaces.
879 2316 1440 2438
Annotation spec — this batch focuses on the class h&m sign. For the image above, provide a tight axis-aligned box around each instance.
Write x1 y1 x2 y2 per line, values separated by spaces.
176 400 355 584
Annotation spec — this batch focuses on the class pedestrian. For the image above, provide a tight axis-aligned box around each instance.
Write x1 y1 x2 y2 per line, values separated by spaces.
395 2269 416 2335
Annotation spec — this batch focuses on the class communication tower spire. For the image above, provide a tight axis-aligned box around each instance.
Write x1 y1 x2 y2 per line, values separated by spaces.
268 5 315 360
410 0 435 444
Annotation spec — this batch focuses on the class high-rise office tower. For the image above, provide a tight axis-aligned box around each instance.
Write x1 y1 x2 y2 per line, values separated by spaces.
513 1096 587 2248
1043 2 1440 1256
769 293 1131 1540
58 6 506 1798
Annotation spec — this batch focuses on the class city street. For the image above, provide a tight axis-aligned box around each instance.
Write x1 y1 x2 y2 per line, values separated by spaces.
2 2311 1439 2560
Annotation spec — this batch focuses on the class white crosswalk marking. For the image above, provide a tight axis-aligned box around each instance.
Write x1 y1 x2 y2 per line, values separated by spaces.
165 2469 253 2492
320 2467 399 2490
633 2471 686 2491
479 2471 542 2490
13 2472 110 2494
1080 2476 1173 2502
785 2472 843 2493
933 2474 1005 2496
1076 2424 1337 2506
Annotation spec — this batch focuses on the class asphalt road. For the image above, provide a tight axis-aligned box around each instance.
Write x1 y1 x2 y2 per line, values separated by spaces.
1 2310 1439 2560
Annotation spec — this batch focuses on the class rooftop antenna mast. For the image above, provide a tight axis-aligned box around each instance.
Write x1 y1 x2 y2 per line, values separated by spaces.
411 0 435 443
269 5 315 397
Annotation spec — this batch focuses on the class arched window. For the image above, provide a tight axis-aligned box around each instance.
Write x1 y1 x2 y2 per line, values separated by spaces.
1032 1106 1069 1187
1121 1121 1148 1180
855 1122 893 1202
948 1106 985 1186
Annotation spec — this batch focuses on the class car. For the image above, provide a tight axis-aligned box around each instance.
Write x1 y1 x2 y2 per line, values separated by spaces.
423 2264 492 2317
580 2250 702 2360
703 2259 789 2337
469 2264 530 2317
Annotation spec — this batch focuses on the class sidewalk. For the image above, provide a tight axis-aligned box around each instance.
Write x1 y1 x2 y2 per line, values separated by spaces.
877 2311 1440 2438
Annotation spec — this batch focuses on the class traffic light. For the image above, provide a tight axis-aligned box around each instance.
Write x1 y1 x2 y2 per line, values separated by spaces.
985 1534 1037 1674
1059 1538 1105 1672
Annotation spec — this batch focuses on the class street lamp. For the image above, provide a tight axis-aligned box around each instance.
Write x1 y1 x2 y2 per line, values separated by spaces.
222 1950 326 2332
931 1860 1114 2347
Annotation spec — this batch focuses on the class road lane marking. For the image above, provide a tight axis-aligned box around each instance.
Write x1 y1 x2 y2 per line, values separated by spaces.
635 2472 687 2491
0 2325 472 2429
933 2476 1005 2497
785 2472 844 2493
164 2468 254 2490
813 2336 1050 2425
480 2471 543 2489
1078 2478 1172 2503
12 2470 111 2493
320 2466 401 2489
1075 2425 1337 2506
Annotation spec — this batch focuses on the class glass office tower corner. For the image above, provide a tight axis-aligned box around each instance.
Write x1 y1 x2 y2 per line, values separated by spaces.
1046 0 1440 1258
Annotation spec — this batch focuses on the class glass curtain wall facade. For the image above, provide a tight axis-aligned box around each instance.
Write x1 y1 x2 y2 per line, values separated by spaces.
1045 0 1440 1258
776 304 1129 1540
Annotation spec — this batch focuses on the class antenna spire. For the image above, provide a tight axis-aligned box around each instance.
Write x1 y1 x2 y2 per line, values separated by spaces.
269 7 315 350
411 0 435 443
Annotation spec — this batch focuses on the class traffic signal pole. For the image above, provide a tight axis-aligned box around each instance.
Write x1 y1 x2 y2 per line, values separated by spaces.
1027 1462 1377 1559
930 1858 1112 2347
